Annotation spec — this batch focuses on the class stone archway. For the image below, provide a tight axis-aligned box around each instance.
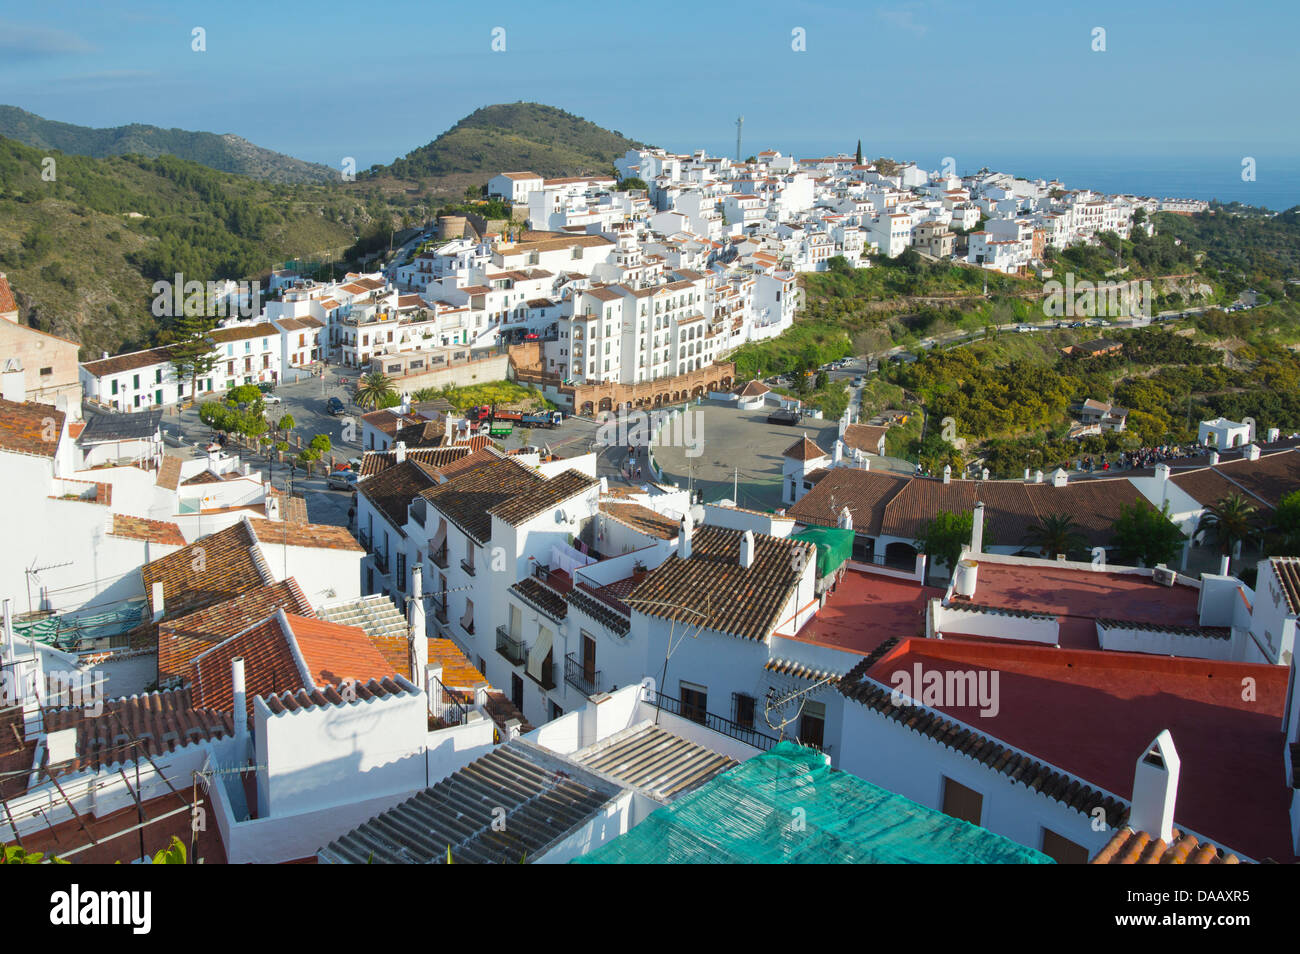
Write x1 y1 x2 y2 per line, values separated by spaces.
598 396 613 412
581 401 595 416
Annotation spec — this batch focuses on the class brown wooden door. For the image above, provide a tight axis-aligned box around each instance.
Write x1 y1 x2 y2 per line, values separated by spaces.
582 635 596 683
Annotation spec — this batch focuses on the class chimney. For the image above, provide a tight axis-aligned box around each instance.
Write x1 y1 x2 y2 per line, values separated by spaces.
971 501 985 554
832 439 843 465
231 656 248 752
101 351 109 360
1023 467 1031 482
1034 469 1044 484
1155 462 1171 484
981 468 989 481
1051 468 1068 487
410 565 428 692
1245 443 1261 461
1129 730 1181 843
954 558 978 598
679 513 692 559
943 464 951 484
1 365 25 404
264 491 281 522
2 598 13 659
739 530 755 569
151 581 165 622
1268 427 1280 443
1209 450 1220 466
837 505 853 531
394 440 407 464
1220 553 1231 576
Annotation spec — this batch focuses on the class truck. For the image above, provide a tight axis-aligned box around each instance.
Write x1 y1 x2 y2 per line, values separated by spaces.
489 423 514 438
521 410 563 428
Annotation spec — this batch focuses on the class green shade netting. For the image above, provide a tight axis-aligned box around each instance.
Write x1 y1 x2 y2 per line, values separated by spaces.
573 742 1053 864
790 526 854 578
12 601 147 650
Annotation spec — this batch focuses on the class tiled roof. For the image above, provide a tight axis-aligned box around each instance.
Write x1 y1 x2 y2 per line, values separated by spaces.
247 518 364 552
764 657 846 681
208 323 277 344
182 469 222 486
156 455 183 490
261 678 410 714
140 521 271 622
80 346 175 377
108 514 186 547
1172 449 1300 511
1270 557 1300 615
288 613 399 688
1091 828 1240 864
836 640 1130 831
318 742 621 864
158 578 314 683
421 458 542 544
566 585 630 635
191 616 301 717
601 502 678 540
841 423 888 454
788 469 909 535
510 577 568 621
359 459 438 535
318 595 412 679
489 469 600 527
427 637 487 689
0 398 64 458
360 444 468 478
783 436 828 461
573 723 735 799
43 688 232 773
360 408 419 436
0 272 16 313
627 525 813 641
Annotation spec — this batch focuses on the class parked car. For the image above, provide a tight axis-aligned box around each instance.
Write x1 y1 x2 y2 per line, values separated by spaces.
263 393 281 405
257 381 275 394
767 408 801 426
327 470 359 491
326 397 346 415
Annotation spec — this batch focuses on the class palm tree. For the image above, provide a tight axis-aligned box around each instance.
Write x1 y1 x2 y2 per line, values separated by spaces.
1197 493 1259 567
411 387 441 403
353 372 397 410
1023 513 1086 560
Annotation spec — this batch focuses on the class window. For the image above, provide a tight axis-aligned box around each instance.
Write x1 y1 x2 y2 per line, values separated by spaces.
132 373 140 389
111 380 118 395
511 673 524 711
396 552 407 590
732 693 756 729
1041 828 1089 865
156 368 163 384
941 776 983 825
799 701 825 748
680 682 707 724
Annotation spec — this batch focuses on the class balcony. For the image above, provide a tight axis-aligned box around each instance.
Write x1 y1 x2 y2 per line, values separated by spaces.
531 654 556 691
496 626 526 666
460 557 476 576
372 549 390 576
433 603 448 625
432 545 448 569
650 692 779 751
564 652 603 697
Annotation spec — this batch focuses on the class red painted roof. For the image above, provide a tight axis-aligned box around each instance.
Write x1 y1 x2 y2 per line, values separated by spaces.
791 570 943 655
865 638 1294 862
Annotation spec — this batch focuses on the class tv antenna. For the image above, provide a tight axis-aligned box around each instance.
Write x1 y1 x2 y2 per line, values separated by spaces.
763 675 837 738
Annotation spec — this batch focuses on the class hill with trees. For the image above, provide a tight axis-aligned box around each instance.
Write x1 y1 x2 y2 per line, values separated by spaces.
0 105 338 184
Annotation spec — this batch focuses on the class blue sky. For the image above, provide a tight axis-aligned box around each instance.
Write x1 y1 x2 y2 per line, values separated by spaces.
2 0 1296 176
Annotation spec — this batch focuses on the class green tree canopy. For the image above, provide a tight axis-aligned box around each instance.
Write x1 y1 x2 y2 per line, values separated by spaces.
1111 500 1186 567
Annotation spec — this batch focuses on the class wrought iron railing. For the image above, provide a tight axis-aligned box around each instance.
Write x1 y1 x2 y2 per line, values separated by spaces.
460 557 476 576
496 626 526 665
564 652 603 697
651 692 779 751
372 549 390 575
432 545 448 569
430 673 472 726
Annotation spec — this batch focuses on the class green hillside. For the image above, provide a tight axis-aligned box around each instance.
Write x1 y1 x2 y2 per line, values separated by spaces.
0 105 338 185
372 102 646 181
0 136 385 355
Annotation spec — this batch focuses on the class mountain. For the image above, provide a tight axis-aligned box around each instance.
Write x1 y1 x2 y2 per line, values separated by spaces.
0 105 338 185
0 136 392 355
372 103 647 183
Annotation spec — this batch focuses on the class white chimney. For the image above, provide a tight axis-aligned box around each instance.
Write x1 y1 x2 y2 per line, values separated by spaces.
395 440 407 464
1209 450 1220 466
151 581 165 622
679 513 692 559
837 505 853 531
954 558 979 598
739 530 755 569
970 502 985 554
2 597 13 659
1034 469 1044 484
231 656 248 751
1051 467 1068 487
943 464 951 484
981 468 989 481
264 492 281 522
1220 553 1231 576
1268 427 1280 443
832 440 843 465
1155 462 1171 484
425 664 443 716
410 565 428 691
1129 730 1181 843
1244 443 1261 461
1023 468 1031 482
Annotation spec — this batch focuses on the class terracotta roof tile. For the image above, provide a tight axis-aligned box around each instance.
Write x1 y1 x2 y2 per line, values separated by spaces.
108 514 186 547
1091 827 1240 864
0 398 64 458
247 518 364 552
420 458 542 544
489 469 599 527
359 459 439 534
783 435 828 461
601 502 678 540
140 521 271 622
156 455 183 490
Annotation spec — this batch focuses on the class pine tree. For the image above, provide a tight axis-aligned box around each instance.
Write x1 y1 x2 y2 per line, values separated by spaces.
855 139 863 164
169 311 219 405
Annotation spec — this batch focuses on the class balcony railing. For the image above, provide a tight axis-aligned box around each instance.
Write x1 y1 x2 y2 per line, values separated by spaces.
432 545 448 569
460 557 476 576
564 652 603 697
433 603 448 624
372 549 390 575
496 626 526 666
650 692 779 751
358 528 371 552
